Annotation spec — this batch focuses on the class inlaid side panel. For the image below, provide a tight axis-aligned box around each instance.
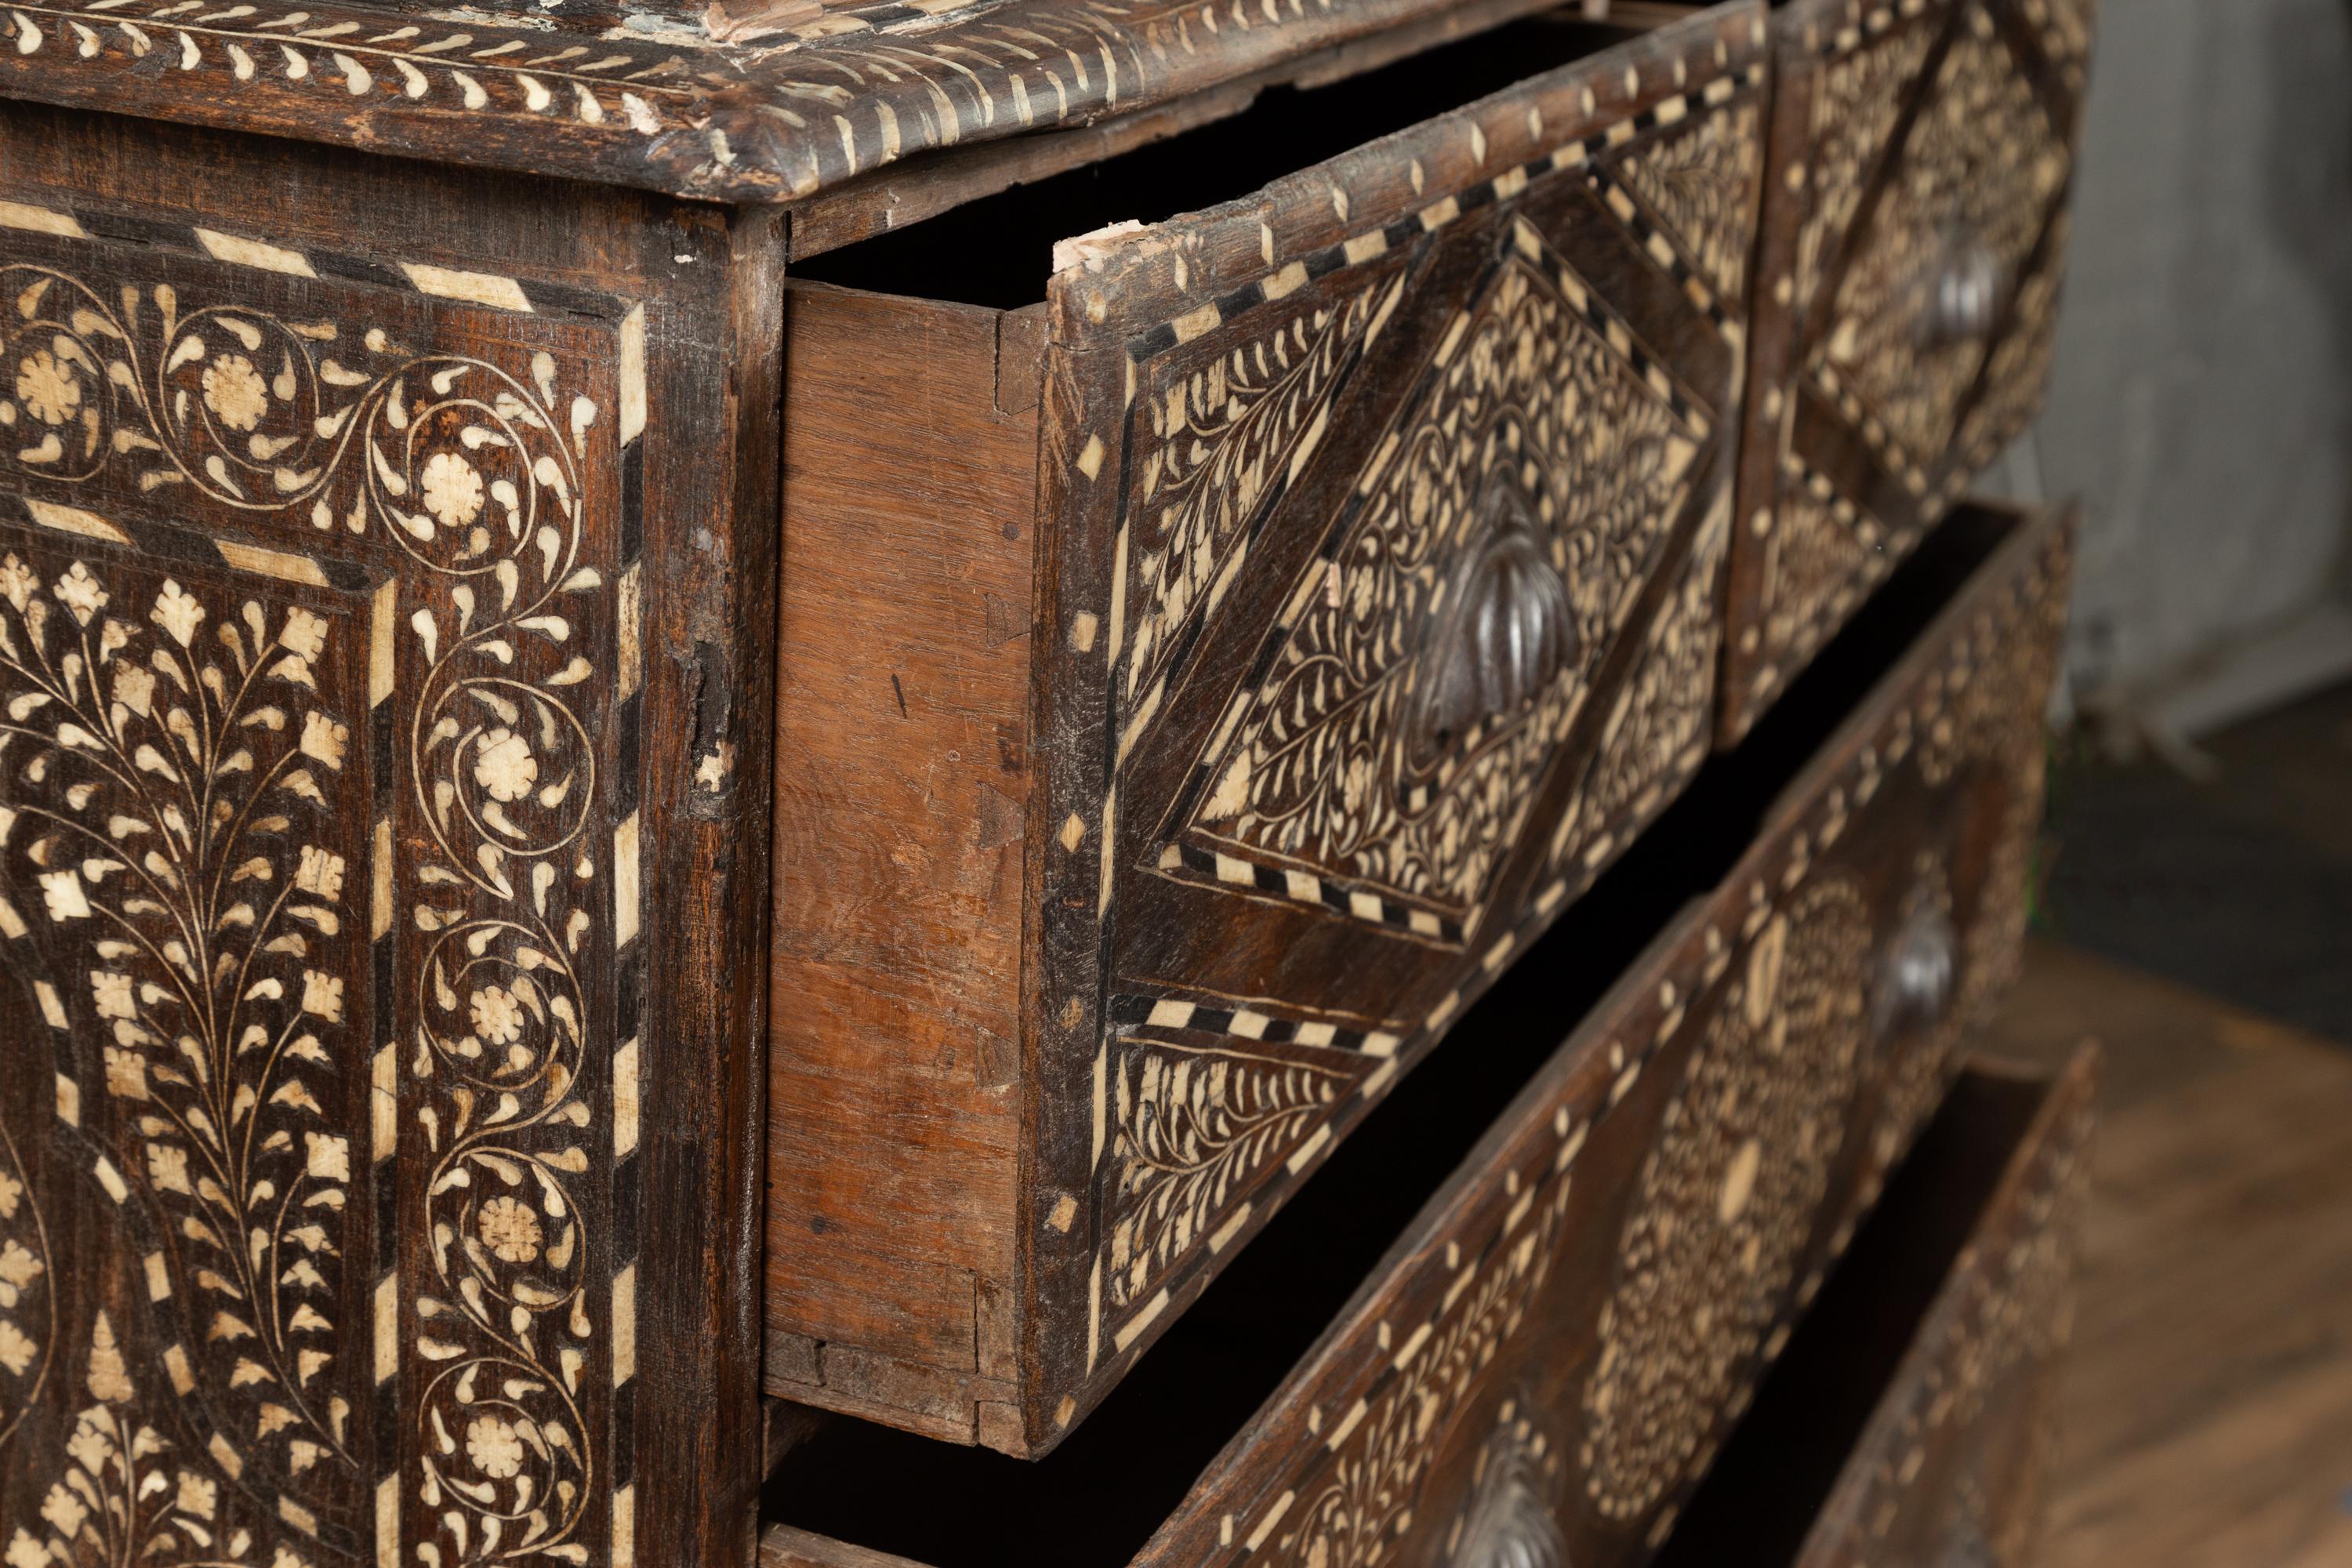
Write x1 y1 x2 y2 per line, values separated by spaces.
0 190 668 1567
1127 506 2074 1568
1021 4 1769 1453
1720 0 2095 743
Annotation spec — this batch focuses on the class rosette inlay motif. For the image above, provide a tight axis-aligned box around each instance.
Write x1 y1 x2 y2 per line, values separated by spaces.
1582 874 1872 1519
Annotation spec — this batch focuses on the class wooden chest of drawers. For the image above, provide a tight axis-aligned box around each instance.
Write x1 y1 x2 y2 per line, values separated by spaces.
0 0 2098 1562
761 502 2084 1568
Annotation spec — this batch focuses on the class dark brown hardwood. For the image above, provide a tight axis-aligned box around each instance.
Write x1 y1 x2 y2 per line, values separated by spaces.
0 0 2104 1556
0 100 782 1568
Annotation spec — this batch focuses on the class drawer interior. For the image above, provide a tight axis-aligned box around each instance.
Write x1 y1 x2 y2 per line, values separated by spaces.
789 11 1643 306
1649 1063 2059 1568
764 505 2035 1562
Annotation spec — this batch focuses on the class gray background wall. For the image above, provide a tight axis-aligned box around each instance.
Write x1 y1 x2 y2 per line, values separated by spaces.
2013 0 2352 730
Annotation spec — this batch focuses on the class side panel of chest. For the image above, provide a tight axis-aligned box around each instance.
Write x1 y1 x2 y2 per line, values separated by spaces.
0 105 784 1568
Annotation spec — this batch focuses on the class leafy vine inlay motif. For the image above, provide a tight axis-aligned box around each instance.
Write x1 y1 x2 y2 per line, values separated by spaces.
1261 1184 1567 1567
1103 1041 1357 1315
1796 20 1940 318
1607 96 1765 302
1549 501 1727 877
0 265 592 572
5 1312 319 1568
1818 10 2068 468
0 553 363 1486
0 1116 49 1455
1123 278 1399 724
1181 256 1697 928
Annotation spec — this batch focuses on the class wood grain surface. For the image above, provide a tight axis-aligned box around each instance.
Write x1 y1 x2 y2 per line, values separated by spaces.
1994 943 2352 1568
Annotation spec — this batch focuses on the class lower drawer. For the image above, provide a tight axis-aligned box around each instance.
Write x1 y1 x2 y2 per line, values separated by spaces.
759 500 2071 1567
1653 1045 2098 1568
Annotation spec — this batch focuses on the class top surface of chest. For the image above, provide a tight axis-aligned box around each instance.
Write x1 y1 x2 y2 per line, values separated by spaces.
0 0 1606 204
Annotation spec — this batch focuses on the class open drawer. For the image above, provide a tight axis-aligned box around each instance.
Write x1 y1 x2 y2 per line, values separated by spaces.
760 499 2074 1562
1653 1046 2098 1568
768 2 1775 1452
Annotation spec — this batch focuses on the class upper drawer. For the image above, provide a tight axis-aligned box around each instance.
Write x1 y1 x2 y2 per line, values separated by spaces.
1654 1044 2099 1568
761 500 2076 1567
1718 0 2095 742
769 5 1773 1453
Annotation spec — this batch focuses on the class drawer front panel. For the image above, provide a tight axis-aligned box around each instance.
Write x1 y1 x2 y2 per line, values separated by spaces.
1023 5 1771 1448
1128 508 2075 1568
1720 0 2093 742
1796 1050 2096 1568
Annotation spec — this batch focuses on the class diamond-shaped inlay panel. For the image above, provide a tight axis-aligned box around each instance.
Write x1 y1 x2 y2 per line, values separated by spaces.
1817 5 2070 470
1172 245 1700 938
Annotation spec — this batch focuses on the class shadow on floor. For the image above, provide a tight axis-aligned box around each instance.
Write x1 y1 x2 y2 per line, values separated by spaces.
2046 680 2352 1044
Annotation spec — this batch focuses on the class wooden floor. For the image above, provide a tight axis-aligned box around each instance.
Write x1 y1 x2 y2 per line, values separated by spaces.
1995 942 2352 1568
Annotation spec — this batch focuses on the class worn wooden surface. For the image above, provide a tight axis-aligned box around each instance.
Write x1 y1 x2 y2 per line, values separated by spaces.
765 281 1038 1440
0 0 1697 206
758 2 1774 1450
1719 0 2094 744
1993 943 2352 1568
0 101 782 1568
780 0 1602 260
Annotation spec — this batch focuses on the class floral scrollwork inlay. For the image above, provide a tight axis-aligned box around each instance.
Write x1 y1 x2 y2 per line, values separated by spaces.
1796 21 1939 318
5 1311 318 1567
0 1116 49 1454
0 241 619 1565
1606 96 1765 303
1122 277 1401 723
1181 254 1698 929
1549 500 1727 877
401 342 604 1568
0 267 587 575
0 550 364 1489
1817 9 2069 469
